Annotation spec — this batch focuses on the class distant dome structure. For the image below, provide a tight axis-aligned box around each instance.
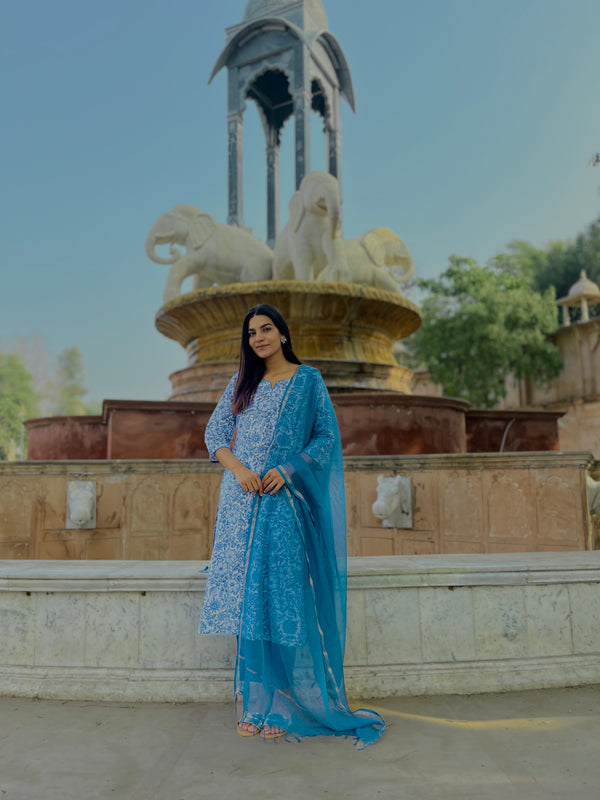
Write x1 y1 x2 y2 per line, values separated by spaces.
568 270 600 298
558 270 600 326
244 0 329 29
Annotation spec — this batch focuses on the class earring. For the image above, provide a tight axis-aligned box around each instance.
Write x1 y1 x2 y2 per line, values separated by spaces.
281 336 287 344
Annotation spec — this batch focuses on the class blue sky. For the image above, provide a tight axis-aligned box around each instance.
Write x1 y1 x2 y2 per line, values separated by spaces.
2 0 599 405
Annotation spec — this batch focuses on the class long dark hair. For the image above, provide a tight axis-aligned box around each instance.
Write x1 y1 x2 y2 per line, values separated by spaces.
232 304 301 414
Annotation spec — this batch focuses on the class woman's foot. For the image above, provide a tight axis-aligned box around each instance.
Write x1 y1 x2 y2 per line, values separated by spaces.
237 720 262 737
262 724 286 740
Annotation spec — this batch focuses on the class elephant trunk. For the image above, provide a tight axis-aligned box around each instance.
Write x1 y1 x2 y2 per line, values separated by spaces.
145 230 177 265
330 214 341 241
327 201 341 241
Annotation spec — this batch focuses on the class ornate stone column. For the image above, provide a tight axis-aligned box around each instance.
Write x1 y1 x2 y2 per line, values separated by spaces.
293 87 311 189
266 138 281 248
327 87 342 182
227 112 244 226
581 297 590 322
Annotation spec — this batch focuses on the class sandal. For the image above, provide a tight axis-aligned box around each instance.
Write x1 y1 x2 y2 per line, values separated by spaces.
237 721 262 737
262 725 287 740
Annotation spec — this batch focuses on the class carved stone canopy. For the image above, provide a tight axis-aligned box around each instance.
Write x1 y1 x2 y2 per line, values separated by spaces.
210 0 355 247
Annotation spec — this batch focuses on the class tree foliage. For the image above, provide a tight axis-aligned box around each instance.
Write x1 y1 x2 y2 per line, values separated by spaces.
0 339 98 425
0 354 39 459
502 216 600 314
51 346 91 416
1 334 55 415
411 256 563 408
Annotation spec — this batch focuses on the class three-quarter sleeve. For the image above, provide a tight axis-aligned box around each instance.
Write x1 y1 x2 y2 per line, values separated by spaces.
205 375 237 462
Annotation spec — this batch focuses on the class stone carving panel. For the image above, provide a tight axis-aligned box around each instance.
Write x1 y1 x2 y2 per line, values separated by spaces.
96 479 122 529
536 473 583 545
42 477 68 531
172 476 209 531
486 473 532 544
129 478 167 532
439 472 482 542
410 472 436 533
0 479 35 542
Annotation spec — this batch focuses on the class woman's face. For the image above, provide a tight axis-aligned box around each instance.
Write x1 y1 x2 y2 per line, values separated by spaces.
248 314 283 359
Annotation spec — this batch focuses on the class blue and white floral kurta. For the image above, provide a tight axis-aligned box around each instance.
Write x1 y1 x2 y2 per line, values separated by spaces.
198 366 386 746
199 374 292 635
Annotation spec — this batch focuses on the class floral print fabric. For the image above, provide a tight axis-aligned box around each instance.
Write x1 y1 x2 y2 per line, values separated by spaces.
199 374 292 635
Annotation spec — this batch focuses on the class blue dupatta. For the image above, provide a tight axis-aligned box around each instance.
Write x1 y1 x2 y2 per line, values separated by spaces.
236 365 385 748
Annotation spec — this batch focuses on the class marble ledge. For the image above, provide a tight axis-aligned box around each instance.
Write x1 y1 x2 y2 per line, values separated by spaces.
0 459 224 477
4 654 600 702
2 552 600 593
0 451 595 477
343 450 595 472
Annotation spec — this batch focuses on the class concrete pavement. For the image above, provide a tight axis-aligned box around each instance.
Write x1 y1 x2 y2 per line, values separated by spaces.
1 686 600 799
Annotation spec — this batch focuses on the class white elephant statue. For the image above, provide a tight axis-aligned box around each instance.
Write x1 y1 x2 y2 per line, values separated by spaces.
273 172 351 283
342 227 415 293
146 205 274 304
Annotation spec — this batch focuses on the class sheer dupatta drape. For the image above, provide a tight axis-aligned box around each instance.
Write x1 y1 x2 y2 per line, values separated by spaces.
235 366 385 748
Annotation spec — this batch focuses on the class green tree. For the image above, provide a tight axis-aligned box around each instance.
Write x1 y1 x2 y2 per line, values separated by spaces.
51 346 92 416
0 334 54 415
0 354 39 459
507 217 600 308
410 256 563 408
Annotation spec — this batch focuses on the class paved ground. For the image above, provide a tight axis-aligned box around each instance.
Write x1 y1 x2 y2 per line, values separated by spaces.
1 686 599 799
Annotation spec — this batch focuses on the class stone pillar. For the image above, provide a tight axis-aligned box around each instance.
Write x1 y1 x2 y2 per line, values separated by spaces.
293 87 312 189
581 298 590 322
266 138 280 248
327 87 342 183
227 112 244 226
328 127 342 180
561 305 571 327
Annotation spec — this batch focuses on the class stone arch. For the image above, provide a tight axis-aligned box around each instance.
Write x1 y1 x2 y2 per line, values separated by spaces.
310 76 330 129
244 66 294 146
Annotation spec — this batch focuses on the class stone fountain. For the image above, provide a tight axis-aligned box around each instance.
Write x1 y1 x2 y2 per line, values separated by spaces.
148 0 420 412
156 281 421 402
142 0 474 456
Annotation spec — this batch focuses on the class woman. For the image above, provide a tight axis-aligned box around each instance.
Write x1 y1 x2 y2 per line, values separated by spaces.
199 304 385 747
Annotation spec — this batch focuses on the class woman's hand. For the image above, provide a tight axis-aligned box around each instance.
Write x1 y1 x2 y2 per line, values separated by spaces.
262 467 285 495
233 465 264 495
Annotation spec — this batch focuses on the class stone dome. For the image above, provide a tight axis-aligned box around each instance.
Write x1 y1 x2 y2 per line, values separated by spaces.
568 270 600 298
244 0 328 29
